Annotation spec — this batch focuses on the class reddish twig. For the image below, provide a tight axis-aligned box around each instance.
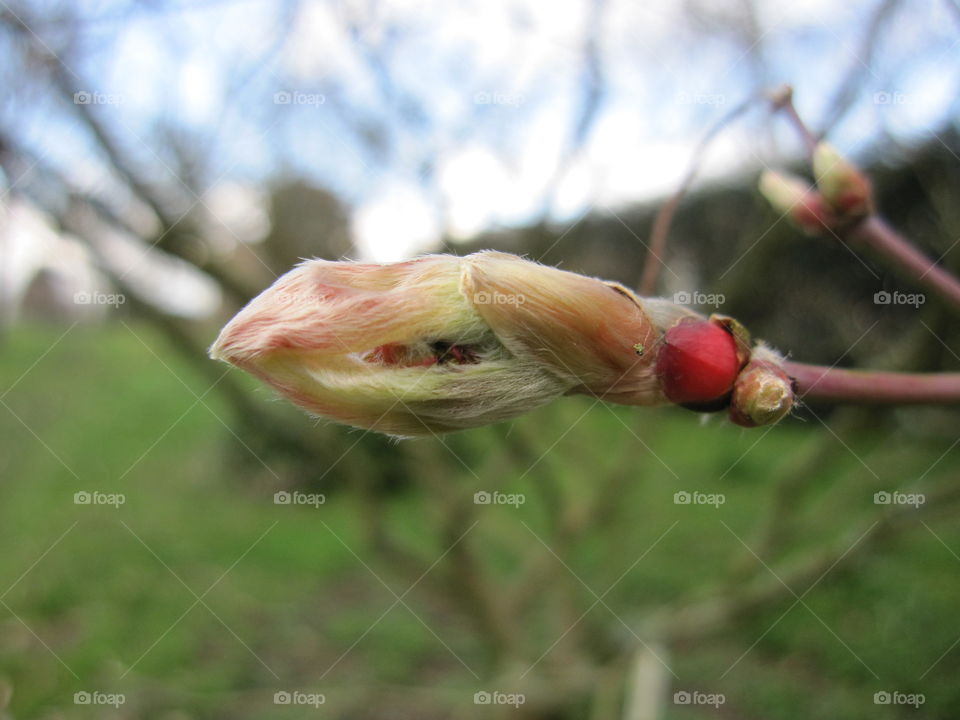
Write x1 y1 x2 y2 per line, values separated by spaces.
771 90 960 315
785 361 960 404
768 84 818 155
848 215 960 314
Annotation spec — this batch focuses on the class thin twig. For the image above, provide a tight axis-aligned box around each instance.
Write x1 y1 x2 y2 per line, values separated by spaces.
409 444 522 669
785 361 960 404
848 215 960 314
773 92 960 315
725 428 848 584
637 95 757 295
770 85 818 155
647 474 960 645
819 0 901 135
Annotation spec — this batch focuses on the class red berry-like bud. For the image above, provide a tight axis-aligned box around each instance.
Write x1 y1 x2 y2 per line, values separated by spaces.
656 318 741 405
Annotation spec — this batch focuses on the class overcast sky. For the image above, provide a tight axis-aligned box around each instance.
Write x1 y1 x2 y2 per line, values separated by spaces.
2 0 959 316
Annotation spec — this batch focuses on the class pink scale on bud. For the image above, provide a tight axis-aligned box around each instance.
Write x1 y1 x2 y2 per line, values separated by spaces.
363 344 438 367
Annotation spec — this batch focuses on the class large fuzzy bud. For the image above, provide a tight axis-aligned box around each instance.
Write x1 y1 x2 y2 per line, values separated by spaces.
211 252 691 436
210 251 792 435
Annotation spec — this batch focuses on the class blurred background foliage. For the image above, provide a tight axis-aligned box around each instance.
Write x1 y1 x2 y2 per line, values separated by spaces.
2 0 960 718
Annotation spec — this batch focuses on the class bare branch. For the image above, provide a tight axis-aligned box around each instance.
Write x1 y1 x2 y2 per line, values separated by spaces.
786 362 960 404
638 94 756 295
819 0 902 135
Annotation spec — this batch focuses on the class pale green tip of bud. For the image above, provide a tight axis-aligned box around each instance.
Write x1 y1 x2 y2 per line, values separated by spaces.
812 142 872 219
812 142 847 188
758 170 832 236
759 170 807 212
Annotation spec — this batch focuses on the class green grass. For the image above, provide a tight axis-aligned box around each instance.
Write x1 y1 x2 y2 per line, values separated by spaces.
1 322 959 718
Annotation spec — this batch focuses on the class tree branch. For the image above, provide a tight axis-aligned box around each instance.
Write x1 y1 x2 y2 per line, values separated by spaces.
847 215 960 314
785 361 960 404
648 474 960 645
638 95 757 295
772 90 960 315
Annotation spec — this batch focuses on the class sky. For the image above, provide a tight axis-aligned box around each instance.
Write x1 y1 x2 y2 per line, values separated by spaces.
1 0 959 315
